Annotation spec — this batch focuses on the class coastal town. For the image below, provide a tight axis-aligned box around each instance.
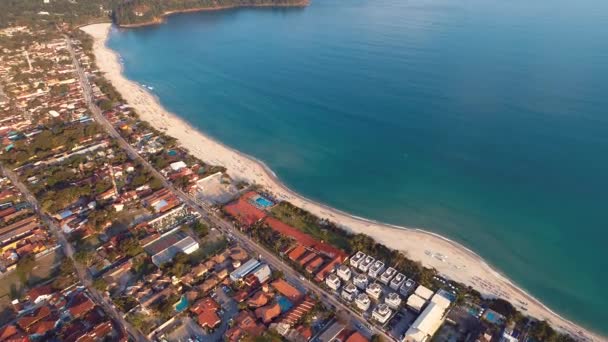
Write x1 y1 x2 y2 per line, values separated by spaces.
0 2 602 342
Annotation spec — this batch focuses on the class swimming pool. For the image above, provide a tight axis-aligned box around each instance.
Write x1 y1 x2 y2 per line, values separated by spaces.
277 296 293 313
483 310 503 324
254 196 274 208
174 295 189 313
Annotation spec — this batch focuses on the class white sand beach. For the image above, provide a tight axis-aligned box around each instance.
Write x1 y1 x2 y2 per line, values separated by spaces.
82 23 603 341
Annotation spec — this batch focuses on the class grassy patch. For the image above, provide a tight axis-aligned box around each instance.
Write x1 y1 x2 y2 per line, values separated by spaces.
189 236 228 264
270 202 350 250
0 249 63 299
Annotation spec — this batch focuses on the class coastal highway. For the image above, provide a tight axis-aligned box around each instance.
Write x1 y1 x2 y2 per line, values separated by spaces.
0 165 146 342
66 37 395 341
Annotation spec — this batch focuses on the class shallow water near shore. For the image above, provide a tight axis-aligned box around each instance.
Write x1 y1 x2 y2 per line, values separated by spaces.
107 0 608 334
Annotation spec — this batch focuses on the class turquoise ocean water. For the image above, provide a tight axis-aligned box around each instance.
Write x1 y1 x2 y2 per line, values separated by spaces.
107 0 608 334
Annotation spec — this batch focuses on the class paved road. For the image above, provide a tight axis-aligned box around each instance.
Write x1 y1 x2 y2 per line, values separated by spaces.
0 164 145 342
65 37 394 341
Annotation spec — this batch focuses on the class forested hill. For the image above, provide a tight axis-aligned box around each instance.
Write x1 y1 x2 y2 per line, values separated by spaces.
0 0 307 29
112 0 308 27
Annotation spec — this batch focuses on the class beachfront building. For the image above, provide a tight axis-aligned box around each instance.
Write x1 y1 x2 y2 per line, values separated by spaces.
390 273 406 290
358 256 374 273
366 283 383 300
372 304 393 324
406 294 426 313
336 265 352 281
400 278 417 297
355 293 371 311
368 260 385 278
402 293 451 342
353 274 369 290
341 283 358 302
350 251 365 268
230 258 261 282
325 273 341 291
380 267 396 284
385 292 402 309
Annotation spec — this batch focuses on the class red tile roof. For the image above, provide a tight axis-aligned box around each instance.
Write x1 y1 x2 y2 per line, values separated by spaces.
0 325 19 341
224 192 267 226
255 302 281 324
271 279 302 302
288 245 307 261
67 292 95 318
280 297 315 326
197 310 221 329
247 291 270 308
346 332 369 342
190 297 220 315
314 257 341 282
263 218 347 261
26 285 53 302
17 305 51 331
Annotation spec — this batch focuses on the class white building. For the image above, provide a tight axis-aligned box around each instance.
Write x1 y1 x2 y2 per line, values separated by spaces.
414 285 434 301
336 265 352 282
353 273 369 290
366 283 383 300
350 251 366 268
390 273 406 290
252 264 272 284
170 160 187 172
379 267 396 284
230 258 261 282
430 293 451 309
402 300 449 342
341 283 358 302
368 260 385 278
355 293 371 311
500 328 520 342
145 231 199 267
372 303 393 324
385 292 402 309
399 278 416 297
326 273 342 291
406 294 426 312
358 256 375 272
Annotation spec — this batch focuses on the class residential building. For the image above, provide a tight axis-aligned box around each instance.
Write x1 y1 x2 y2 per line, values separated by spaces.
341 283 358 302
385 292 402 309
368 260 385 278
353 274 369 290
325 273 341 291
336 264 352 281
349 251 365 268
365 283 382 300
358 256 374 273
399 278 416 297
372 303 393 324
390 273 406 290
355 293 370 311
379 267 396 284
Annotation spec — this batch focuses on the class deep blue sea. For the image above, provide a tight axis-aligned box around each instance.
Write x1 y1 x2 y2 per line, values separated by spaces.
107 0 608 334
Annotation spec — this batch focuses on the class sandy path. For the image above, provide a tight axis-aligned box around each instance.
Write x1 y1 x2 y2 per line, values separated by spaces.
81 23 603 341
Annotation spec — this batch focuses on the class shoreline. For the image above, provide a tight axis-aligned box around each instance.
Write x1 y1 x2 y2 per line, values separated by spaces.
81 22 604 341
117 1 309 28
